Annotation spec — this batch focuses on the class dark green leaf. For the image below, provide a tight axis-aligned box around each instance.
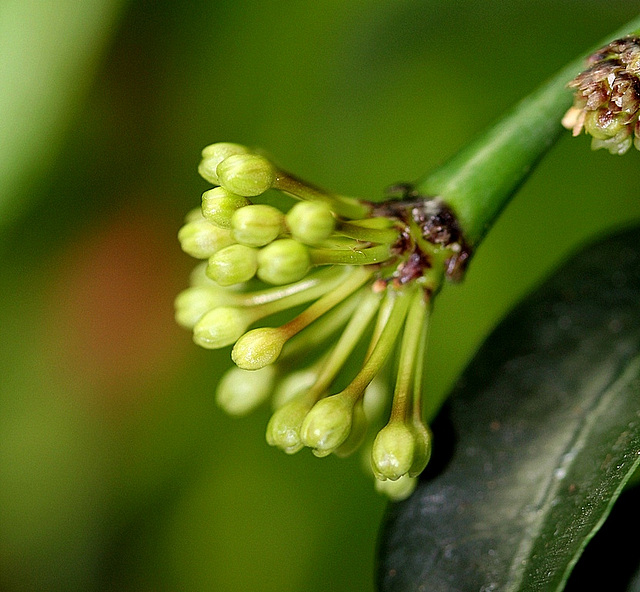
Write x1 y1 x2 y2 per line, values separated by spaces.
564 485 640 591
378 226 640 592
0 0 126 230
629 565 640 592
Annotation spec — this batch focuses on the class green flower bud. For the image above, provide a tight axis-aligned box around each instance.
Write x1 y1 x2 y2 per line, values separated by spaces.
216 153 276 197
216 365 276 416
174 285 230 329
192 306 251 349
266 393 315 454
409 419 432 478
178 219 235 259
198 142 251 185
201 187 250 228
231 204 284 247
374 474 417 501
300 393 354 457
371 420 416 481
231 327 286 370
362 375 390 423
206 244 258 286
272 367 318 409
189 261 216 286
334 399 367 458
257 239 311 285
285 201 336 245
184 207 206 223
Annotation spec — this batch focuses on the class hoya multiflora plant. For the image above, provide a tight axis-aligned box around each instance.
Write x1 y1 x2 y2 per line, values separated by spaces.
176 24 640 503
176 143 461 498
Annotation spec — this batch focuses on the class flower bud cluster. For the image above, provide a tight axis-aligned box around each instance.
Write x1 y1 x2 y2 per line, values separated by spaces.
176 142 465 498
563 35 640 154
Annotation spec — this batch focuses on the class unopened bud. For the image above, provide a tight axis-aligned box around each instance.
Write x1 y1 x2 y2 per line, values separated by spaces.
374 474 417 501
192 306 251 349
334 399 367 458
272 367 318 409
232 327 287 370
371 420 416 481
217 153 275 197
198 143 251 185
362 376 390 422
201 187 250 228
285 201 336 245
216 365 276 415
206 244 258 286
231 204 284 247
266 393 315 454
257 239 311 285
178 219 235 259
300 393 354 457
409 419 432 477
184 207 206 223
189 261 216 286
174 285 230 329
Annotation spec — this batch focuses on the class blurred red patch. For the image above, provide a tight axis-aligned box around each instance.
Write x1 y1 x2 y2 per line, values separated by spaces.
48 204 193 416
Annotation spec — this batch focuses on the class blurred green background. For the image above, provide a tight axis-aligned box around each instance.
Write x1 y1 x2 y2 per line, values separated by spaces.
1 1 640 591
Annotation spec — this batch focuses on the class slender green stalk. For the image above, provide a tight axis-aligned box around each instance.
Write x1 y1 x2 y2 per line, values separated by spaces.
415 15 640 247
274 171 370 219
412 306 430 421
280 266 373 335
364 289 395 360
341 289 412 401
389 288 427 423
279 290 360 361
336 221 400 244
310 243 392 265
254 267 359 317
240 266 349 306
310 289 381 394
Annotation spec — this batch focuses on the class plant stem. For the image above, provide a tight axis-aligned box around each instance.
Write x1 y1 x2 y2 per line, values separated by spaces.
415 15 640 248
310 288 381 394
389 288 427 423
341 288 412 402
310 243 392 266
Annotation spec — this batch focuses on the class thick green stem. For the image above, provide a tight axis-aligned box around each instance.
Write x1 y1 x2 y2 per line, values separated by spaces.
415 15 640 248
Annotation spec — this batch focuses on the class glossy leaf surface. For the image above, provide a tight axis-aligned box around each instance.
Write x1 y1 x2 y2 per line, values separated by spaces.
378 226 640 592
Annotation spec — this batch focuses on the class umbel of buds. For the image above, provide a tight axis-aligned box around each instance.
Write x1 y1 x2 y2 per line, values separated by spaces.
563 35 640 155
176 142 472 499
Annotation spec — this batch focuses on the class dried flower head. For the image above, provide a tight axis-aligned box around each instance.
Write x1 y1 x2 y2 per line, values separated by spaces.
563 35 640 154
176 143 471 498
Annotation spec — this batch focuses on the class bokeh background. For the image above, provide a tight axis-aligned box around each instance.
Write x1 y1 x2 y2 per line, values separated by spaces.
1 1 640 591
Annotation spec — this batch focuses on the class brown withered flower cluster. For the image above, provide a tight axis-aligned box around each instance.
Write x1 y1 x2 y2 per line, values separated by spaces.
563 35 640 154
